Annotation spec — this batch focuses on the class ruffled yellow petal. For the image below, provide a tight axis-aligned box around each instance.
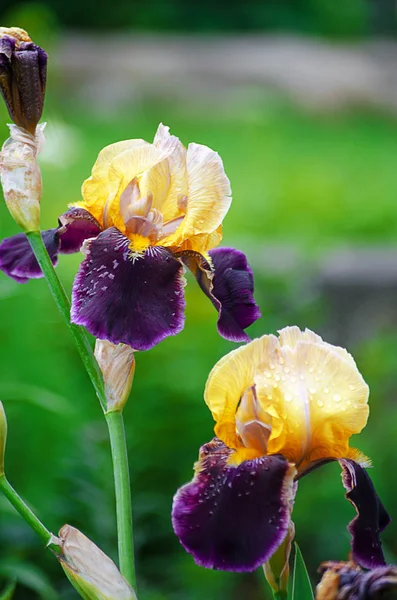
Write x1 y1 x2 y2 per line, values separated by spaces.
204 335 278 448
144 124 188 223
172 226 223 254
254 327 369 464
205 326 369 467
81 139 149 225
160 143 231 248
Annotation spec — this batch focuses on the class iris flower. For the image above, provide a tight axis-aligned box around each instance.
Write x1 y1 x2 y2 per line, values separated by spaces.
172 327 390 571
0 124 260 349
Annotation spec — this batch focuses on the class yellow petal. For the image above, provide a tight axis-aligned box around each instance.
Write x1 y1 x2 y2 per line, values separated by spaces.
81 139 149 225
148 124 188 222
204 335 278 448
205 326 369 467
171 226 223 254
161 143 231 248
255 326 369 464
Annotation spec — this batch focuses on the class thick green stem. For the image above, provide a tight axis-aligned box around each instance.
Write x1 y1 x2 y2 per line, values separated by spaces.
105 410 136 589
25 230 107 411
0 475 60 553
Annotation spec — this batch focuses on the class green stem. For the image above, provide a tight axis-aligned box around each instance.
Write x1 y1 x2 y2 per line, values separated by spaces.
105 410 136 589
272 591 288 600
25 230 107 411
0 475 60 554
26 230 136 586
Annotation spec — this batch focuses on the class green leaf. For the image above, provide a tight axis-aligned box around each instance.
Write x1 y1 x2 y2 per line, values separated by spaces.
0 383 74 416
0 580 16 600
0 561 58 600
291 543 314 600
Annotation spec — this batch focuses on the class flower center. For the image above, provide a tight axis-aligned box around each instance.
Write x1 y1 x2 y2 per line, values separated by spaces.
119 178 185 247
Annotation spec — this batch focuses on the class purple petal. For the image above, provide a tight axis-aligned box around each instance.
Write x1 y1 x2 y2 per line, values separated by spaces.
172 438 296 572
58 208 101 254
178 247 261 342
209 247 261 340
0 229 59 283
71 227 186 351
340 459 391 569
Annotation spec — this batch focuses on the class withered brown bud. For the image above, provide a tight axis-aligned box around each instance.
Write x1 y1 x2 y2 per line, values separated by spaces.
316 561 397 600
0 27 47 134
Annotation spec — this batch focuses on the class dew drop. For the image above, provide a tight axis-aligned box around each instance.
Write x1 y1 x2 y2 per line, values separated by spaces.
348 384 356 391
309 387 316 395
333 394 341 403
317 399 324 407
285 394 292 402
284 367 290 374
323 387 329 394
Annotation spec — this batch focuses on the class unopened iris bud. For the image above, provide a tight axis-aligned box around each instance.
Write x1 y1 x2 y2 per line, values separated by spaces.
95 340 135 412
58 525 137 600
0 401 7 476
0 122 44 231
0 27 47 133
316 561 397 600
263 522 295 595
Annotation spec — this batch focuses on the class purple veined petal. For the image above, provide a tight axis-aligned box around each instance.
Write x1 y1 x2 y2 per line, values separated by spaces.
71 227 186 351
0 229 59 283
177 247 261 342
58 207 102 254
339 459 391 569
172 438 297 572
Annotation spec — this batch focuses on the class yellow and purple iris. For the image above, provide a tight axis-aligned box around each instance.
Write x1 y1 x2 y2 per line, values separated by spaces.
172 327 390 571
0 124 260 349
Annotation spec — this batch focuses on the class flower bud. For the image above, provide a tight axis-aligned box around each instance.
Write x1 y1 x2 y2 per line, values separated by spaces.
95 340 135 411
0 123 44 231
316 561 397 600
58 525 137 600
263 521 295 594
0 27 47 133
0 401 7 476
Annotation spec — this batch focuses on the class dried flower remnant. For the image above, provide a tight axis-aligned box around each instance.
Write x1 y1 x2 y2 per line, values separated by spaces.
95 339 135 411
172 327 390 572
316 561 397 600
59 525 137 600
0 124 260 349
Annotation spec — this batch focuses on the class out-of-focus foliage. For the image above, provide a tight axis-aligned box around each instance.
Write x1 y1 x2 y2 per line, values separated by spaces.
0 90 397 598
0 0 381 38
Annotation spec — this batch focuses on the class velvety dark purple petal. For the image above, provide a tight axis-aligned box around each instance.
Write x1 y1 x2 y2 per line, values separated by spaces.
58 208 101 254
0 229 59 283
71 227 186 351
209 247 261 340
177 247 260 342
339 459 391 569
172 438 296 572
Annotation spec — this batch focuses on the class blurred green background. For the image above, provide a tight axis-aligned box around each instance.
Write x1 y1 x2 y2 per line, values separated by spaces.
1 1 397 598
